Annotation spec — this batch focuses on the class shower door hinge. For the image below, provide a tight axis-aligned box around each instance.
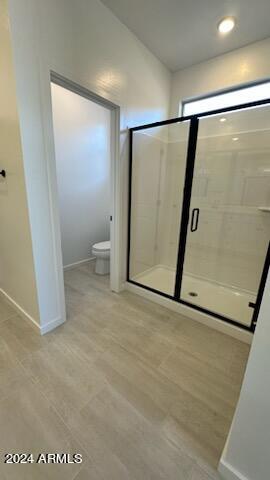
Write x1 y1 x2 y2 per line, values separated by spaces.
110 215 112 221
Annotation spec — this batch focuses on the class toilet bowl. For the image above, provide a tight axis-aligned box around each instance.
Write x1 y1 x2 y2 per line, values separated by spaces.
92 241 110 275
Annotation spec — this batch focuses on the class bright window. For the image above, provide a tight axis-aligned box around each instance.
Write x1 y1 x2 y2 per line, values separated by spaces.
182 81 270 117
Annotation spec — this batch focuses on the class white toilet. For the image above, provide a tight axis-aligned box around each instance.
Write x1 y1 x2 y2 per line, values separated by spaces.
92 241 110 275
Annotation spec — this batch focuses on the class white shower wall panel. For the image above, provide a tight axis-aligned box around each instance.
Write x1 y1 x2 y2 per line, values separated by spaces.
160 134 270 294
158 141 187 268
130 132 167 276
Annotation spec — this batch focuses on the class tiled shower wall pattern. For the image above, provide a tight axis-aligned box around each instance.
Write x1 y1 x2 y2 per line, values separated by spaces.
165 132 270 294
130 130 270 294
158 141 186 268
130 131 167 277
130 128 188 278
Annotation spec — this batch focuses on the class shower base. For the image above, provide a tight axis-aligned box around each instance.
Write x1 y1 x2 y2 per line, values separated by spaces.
133 265 255 327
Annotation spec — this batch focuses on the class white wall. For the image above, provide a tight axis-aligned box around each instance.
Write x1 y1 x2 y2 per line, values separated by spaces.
51 83 111 268
170 37 270 117
8 0 171 330
0 0 39 323
219 267 270 480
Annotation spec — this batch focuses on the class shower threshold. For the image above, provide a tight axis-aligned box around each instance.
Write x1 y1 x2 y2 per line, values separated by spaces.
133 265 255 327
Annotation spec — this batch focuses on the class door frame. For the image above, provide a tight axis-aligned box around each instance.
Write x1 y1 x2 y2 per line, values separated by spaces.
127 96 270 333
50 72 122 318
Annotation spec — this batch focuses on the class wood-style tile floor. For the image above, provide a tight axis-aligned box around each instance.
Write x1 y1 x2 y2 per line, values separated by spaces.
0 263 250 479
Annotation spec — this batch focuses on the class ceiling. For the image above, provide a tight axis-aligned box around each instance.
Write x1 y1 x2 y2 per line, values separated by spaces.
101 0 270 72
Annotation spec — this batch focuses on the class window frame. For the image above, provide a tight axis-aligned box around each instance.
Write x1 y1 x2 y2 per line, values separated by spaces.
180 79 270 117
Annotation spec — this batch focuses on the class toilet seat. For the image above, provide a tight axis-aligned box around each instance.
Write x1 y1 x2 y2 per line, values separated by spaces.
92 241 110 252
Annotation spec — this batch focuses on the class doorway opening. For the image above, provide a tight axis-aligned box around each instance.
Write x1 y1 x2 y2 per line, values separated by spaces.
50 74 120 319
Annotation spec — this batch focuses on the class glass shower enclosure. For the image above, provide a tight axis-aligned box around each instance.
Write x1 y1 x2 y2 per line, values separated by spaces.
127 99 270 332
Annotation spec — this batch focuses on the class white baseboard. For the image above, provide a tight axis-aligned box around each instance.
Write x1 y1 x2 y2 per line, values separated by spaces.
219 459 249 480
63 257 95 270
0 288 65 336
40 316 65 335
125 282 252 344
119 281 126 292
0 288 40 333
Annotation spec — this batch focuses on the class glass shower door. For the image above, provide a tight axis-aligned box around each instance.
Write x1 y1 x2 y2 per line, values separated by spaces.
129 120 190 297
180 105 270 328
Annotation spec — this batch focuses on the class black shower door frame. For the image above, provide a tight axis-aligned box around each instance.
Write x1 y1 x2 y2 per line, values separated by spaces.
127 97 270 333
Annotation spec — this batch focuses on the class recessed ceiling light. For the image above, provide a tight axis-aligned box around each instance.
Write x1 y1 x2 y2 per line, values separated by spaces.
218 17 236 34
220 117 227 122
232 137 239 141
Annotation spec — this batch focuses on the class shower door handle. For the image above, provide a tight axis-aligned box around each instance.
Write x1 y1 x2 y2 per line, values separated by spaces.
190 208 200 232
